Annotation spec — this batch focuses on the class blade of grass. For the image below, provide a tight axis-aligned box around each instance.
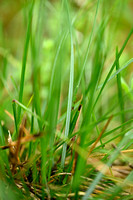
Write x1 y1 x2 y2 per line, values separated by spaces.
17 1 34 136
31 0 44 131
61 0 74 168
116 46 125 125
12 100 18 137
28 99 34 158
30 2 50 196
97 58 133 90
74 0 100 96
46 34 65 180
13 100 42 122
69 104 82 136
39 32 67 184
93 28 133 110
30 2 45 189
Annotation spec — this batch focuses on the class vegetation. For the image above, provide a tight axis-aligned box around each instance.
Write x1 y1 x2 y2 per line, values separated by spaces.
0 0 133 199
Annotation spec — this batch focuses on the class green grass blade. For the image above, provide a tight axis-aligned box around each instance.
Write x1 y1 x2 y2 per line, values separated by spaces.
17 1 34 127
13 99 42 122
43 33 66 180
74 0 100 96
61 0 74 168
49 33 66 102
12 100 18 136
116 46 125 124
40 31 67 182
97 58 133 90
93 28 133 110
28 100 34 158
69 104 82 136
31 0 45 132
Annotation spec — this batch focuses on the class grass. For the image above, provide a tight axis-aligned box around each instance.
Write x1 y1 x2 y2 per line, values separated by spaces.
0 0 133 199
61 0 74 168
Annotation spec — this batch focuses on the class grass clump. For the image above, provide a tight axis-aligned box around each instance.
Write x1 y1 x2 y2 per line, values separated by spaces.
0 0 133 199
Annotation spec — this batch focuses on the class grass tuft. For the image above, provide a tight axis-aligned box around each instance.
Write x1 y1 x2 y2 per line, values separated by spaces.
0 0 133 199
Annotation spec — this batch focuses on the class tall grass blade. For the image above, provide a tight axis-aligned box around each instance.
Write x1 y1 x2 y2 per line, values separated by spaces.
116 46 125 124
46 34 66 180
61 0 74 168
17 1 34 128
31 0 44 131
74 0 100 96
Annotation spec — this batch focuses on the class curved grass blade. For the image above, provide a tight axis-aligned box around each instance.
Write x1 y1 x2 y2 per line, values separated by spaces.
93 28 133 110
13 99 43 123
